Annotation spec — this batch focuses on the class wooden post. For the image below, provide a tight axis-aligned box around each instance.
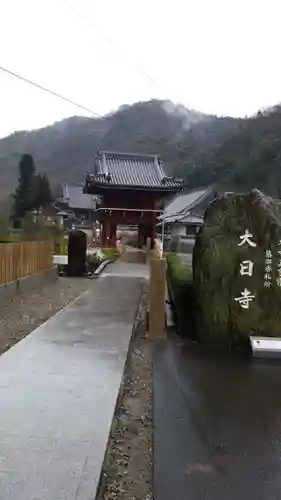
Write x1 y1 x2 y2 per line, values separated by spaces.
149 257 167 340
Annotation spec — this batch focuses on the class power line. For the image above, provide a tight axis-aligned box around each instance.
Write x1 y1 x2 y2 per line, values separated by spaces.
0 64 104 118
62 0 189 108
0 64 190 162
62 0 161 91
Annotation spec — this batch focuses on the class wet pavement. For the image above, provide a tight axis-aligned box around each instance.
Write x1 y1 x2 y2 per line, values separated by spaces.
102 261 149 280
154 336 281 500
0 264 144 500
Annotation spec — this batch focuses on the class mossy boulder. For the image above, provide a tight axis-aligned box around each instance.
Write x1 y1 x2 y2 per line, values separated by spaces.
193 189 281 346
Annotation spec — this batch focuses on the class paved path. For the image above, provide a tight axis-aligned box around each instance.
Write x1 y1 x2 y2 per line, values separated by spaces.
0 262 146 500
154 337 281 500
103 261 149 279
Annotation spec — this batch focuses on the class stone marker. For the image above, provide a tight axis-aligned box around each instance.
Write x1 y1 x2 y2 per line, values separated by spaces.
67 229 87 276
193 189 281 346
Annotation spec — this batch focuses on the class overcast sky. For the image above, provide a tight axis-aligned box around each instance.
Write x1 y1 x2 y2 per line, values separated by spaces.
0 0 281 138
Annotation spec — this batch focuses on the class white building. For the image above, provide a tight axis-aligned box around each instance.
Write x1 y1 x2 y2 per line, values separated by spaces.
158 187 216 237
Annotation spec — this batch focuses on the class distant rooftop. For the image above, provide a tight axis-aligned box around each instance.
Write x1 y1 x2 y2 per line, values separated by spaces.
84 150 184 191
61 184 96 210
158 187 214 222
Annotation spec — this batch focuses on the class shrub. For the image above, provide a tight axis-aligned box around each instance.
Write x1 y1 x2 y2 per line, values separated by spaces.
86 248 119 274
166 253 196 337
102 248 120 261
0 216 10 242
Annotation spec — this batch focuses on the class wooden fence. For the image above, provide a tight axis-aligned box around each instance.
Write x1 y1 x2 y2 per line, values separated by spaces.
0 240 53 285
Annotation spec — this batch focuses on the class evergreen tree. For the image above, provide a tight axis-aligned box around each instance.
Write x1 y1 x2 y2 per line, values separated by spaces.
33 172 52 214
12 154 36 218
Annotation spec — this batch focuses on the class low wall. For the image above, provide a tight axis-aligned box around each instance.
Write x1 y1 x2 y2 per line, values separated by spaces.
0 266 58 302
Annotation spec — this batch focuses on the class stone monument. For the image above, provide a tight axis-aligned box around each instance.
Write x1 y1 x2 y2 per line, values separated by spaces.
193 189 281 346
67 230 87 277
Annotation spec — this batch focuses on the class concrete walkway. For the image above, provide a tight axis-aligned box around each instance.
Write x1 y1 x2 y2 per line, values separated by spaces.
103 261 149 280
0 262 146 500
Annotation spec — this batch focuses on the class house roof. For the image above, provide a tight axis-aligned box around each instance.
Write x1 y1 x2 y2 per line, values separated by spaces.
157 212 203 225
61 184 96 210
84 151 184 191
176 214 203 224
158 187 213 221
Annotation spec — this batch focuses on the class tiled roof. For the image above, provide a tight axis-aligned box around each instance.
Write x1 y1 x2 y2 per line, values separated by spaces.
61 184 96 210
158 187 213 221
177 214 204 224
157 212 204 226
85 151 184 190
157 212 203 224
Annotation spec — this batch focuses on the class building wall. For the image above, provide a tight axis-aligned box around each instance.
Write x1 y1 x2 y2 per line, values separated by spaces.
169 223 201 238
101 211 158 226
171 225 186 237
102 191 159 210
186 224 201 236
98 190 164 227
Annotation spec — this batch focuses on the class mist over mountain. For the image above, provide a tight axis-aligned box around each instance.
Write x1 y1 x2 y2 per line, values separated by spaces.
1 99 281 200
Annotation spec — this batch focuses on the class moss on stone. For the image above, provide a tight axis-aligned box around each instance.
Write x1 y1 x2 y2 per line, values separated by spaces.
193 189 281 347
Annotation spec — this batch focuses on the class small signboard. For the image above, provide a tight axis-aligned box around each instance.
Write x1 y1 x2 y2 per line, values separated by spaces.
250 336 281 358
53 255 68 266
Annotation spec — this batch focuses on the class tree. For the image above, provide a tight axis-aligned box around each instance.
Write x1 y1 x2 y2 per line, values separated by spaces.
32 172 52 214
12 155 52 226
12 154 36 219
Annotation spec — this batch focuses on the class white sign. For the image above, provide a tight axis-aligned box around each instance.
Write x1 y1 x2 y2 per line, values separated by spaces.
239 260 254 276
238 229 257 248
276 241 281 287
265 249 272 258
235 230 257 308
234 288 255 309
264 248 273 288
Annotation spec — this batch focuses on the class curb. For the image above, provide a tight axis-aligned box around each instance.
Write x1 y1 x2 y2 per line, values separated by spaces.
90 260 112 278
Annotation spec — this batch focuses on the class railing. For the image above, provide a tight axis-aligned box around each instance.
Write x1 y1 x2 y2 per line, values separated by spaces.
0 240 53 285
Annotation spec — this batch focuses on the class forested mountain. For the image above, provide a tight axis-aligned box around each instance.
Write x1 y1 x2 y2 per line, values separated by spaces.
185 106 281 197
1 99 281 199
0 100 235 194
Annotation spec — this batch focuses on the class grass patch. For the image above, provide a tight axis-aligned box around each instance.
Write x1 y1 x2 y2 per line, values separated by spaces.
102 248 120 261
86 247 120 271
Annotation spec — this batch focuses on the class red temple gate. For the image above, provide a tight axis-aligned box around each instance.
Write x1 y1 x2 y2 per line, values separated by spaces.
84 151 184 248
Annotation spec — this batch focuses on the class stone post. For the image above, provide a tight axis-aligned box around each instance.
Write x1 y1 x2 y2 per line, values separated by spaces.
101 221 110 248
138 225 146 248
109 224 117 248
146 237 151 252
149 257 167 340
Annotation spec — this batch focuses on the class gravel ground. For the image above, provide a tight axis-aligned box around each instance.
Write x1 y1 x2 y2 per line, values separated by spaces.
97 287 153 500
0 277 92 355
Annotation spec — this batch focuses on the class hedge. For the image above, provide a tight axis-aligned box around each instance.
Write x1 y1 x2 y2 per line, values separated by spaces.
102 248 120 261
166 253 197 337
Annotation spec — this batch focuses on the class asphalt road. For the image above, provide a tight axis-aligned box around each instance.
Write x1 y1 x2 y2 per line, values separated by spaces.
154 339 281 500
